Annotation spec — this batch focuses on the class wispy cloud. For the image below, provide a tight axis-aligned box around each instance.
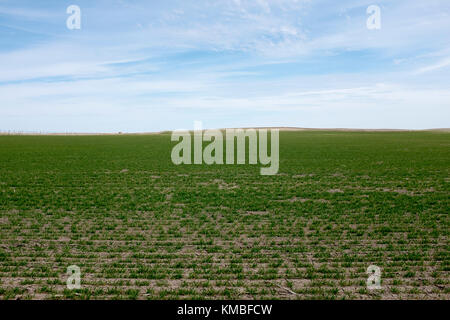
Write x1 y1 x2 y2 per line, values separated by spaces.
414 57 450 74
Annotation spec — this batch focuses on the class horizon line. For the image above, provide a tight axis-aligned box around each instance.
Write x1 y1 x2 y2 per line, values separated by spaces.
1 127 449 135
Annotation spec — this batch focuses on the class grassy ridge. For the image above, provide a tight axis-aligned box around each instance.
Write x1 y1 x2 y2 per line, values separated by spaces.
0 131 448 299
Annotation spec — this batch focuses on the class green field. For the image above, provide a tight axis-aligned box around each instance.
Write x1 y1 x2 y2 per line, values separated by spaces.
0 131 448 300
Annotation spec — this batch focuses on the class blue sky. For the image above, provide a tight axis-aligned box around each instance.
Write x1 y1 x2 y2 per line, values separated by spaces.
0 0 449 132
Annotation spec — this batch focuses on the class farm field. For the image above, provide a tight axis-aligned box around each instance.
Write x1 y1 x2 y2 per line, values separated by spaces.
0 130 448 300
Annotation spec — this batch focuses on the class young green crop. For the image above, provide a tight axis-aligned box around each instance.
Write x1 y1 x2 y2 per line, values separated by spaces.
0 131 448 299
